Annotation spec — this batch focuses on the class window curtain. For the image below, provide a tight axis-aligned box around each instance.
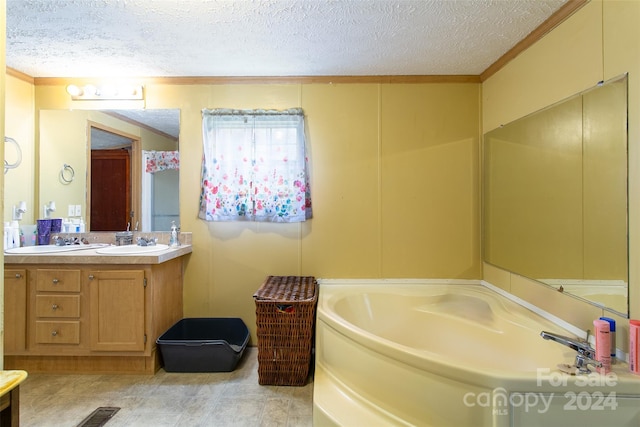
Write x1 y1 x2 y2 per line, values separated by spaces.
142 150 179 231
199 108 312 222
145 150 179 173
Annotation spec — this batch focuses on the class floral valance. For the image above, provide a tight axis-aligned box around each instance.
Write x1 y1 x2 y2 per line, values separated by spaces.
145 150 179 173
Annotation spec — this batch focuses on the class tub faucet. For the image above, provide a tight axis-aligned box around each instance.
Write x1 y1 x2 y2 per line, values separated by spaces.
540 331 602 374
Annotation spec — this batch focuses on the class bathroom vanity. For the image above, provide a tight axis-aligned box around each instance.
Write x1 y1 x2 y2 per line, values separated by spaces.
3 239 191 374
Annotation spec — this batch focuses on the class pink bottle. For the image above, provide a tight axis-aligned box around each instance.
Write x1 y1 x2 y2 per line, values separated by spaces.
593 319 611 374
630 320 640 375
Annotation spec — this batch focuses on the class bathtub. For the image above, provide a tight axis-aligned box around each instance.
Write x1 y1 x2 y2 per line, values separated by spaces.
313 279 640 427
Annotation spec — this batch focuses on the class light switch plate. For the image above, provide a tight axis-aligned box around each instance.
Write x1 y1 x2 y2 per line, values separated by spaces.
74 205 81 216
68 205 75 216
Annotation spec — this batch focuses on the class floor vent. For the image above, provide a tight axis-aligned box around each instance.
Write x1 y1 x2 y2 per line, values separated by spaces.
76 407 120 427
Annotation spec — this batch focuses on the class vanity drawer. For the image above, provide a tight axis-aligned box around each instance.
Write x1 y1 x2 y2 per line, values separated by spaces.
35 295 80 318
35 321 80 344
36 269 81 292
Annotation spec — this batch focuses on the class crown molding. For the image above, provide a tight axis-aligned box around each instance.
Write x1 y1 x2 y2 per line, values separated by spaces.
480 0 588 81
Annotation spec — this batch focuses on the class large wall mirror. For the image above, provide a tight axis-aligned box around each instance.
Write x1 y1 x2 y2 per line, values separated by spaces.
483 74 628 316
38 109 180 232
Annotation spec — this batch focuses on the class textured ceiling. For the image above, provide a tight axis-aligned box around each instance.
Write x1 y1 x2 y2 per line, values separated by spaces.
107 109 180 139
91 109 180 150
91 109 180 149
6 0 568 78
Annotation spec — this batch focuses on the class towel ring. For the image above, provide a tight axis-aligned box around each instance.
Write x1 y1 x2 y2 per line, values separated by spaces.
60 163 75 183
4 136 22 174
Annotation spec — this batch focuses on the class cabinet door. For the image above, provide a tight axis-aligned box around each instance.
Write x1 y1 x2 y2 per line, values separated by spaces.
88 270 145 352
4 269 27 352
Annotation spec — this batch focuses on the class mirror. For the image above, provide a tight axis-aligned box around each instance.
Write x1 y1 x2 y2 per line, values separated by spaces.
89 125 137 231
38 109 180 232
483 75 628 316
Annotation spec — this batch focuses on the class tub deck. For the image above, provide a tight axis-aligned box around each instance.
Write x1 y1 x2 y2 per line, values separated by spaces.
313 279 640 427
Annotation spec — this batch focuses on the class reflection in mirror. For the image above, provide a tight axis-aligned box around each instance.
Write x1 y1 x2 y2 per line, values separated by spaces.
39 109 180 232
483 75 628 316
89 126 136 231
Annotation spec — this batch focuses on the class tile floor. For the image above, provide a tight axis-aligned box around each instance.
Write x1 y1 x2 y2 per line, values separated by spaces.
18 348 314 427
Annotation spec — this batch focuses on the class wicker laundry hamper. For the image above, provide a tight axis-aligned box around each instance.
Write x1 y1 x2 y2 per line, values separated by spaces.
253 276 318 386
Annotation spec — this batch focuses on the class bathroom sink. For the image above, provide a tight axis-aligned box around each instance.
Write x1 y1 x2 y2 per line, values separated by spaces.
5 243 109 254
95 244 170 255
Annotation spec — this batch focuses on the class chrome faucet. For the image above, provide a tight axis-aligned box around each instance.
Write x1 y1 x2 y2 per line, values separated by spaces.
540 331 602 374
137 236 157 246
52 235 80 246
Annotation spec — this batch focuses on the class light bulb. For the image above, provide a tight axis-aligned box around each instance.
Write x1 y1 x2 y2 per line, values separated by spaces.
66 84 83 97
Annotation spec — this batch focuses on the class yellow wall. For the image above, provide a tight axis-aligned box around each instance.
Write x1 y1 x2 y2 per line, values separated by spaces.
482 0 640 351
484 78 628 281
484 97 584 279
21 82 481 342
4 75 35 224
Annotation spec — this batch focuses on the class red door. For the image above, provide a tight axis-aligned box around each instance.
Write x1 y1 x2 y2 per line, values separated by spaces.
90 149 131 231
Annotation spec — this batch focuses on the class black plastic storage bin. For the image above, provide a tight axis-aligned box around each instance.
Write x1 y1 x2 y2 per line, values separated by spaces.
157 318 250 372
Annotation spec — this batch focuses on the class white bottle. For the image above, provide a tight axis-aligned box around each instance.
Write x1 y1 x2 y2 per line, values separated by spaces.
10 221 20 248
4 222 11 250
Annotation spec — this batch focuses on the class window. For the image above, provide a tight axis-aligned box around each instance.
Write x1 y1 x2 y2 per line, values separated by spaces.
199 108 312 222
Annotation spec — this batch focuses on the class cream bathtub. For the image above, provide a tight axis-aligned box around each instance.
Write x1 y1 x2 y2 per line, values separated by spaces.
313 280 640 427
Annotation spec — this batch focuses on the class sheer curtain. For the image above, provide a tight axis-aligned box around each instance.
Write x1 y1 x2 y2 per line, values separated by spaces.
199 108 312 222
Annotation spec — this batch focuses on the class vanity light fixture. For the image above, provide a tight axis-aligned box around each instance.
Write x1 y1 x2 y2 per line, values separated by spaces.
12 201 26 221
66 83 144 101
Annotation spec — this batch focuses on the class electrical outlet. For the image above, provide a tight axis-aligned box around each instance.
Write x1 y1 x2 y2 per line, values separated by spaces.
68 205 75 216
75 205 81 216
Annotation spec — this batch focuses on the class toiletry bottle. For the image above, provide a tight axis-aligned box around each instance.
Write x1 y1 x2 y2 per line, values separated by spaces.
10 221 20 248
630 320 640 375
593 319 611 374
4 222 10 250
600 317 616 364
169 221 180 247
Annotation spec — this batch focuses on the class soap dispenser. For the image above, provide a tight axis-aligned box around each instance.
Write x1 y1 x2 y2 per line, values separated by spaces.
169 221 180 247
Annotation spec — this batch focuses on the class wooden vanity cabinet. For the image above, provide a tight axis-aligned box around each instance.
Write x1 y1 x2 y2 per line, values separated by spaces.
88 269 145 352
4 258 184 374
4 269 27 352
33 268 82 347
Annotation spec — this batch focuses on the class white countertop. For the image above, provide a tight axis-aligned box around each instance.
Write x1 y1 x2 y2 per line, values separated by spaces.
4 244 192 265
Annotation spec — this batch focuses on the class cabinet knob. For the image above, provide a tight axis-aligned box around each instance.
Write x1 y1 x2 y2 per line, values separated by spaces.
14 273 22 279
52 278 59 284
52 304 59 310
88 275 95 280
51 330 58 336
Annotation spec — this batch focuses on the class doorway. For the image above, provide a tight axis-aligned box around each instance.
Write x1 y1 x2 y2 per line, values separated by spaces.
91 149 131 230
88 124 140 231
